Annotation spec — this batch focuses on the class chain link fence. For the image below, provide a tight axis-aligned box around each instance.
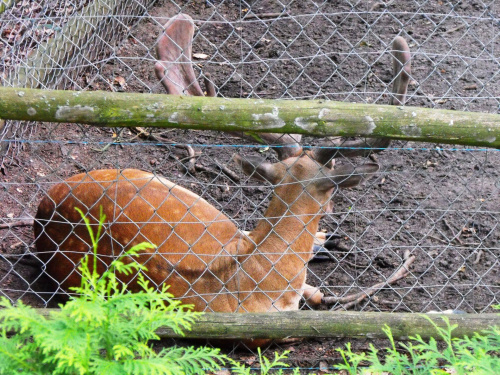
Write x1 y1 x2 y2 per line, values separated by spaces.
1 0 499 346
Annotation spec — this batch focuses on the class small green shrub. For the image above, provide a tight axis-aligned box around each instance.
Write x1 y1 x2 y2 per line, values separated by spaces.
337 309 500 375
228 347 300 375
0 207 225 375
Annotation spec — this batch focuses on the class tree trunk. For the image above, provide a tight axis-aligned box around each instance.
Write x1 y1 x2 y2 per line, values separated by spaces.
0 0 15 15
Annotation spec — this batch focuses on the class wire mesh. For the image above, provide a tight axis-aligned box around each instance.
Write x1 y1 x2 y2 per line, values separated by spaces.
0 0 499 363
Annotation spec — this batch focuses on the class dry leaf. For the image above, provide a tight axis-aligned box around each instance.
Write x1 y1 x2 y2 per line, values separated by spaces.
113 76 127 88
319 360 329 373
212 370 231 375
193 53 209 59
239 355 256 366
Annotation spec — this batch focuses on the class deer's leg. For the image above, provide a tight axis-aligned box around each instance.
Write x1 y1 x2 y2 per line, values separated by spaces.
302 283 323 306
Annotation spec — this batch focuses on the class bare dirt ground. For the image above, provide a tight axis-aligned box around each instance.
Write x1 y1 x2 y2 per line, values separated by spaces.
1 0 499 370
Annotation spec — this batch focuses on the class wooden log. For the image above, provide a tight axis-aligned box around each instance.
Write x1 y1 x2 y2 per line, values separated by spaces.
7 0 156 88
1 87 500 148
33 309 500 341
159 311 500 341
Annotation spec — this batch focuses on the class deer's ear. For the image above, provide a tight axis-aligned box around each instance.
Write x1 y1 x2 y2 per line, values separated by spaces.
325 163 379 189
233 154 282 184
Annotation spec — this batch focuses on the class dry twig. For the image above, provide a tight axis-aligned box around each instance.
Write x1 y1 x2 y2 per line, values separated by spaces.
0 219 33 230
472 249 484 265
214 159 240 182
321 250 415 309
442 23 467 35
442 218 463 245
130 127 198 173
244 12 282 20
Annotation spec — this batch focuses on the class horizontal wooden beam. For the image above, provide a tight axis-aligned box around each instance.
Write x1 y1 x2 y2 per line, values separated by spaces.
1 87 500 148
35 309 500 341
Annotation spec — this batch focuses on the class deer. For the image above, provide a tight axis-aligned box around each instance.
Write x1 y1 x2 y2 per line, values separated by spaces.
34 151 378 308
31 18 412 346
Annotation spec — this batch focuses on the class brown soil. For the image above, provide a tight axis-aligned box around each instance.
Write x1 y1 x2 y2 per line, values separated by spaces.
1 0 498 371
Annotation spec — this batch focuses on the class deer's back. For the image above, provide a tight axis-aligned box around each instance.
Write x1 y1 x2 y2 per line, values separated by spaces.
34 169 239 308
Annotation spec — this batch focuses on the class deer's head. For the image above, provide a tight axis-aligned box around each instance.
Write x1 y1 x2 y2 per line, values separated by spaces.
234 150 379 219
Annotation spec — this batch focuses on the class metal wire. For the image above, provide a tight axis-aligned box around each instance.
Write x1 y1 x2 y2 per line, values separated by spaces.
0 0 499 342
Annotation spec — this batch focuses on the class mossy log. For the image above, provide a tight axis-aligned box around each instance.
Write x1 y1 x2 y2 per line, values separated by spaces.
2 87 500 147
34 310 499 341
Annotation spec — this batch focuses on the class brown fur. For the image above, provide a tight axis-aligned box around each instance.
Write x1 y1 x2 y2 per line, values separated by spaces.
34 155 377 344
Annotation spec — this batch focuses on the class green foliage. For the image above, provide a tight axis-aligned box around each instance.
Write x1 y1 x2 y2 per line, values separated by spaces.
228 347 300 375
0 207 225 375
337 308 500 375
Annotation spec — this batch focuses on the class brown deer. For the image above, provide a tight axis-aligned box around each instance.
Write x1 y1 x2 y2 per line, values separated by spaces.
34 153 378 313
32 21 412 346
153 15 411 260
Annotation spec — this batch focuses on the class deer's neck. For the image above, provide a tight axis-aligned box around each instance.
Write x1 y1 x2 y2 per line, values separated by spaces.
218 192 325 313
248 194 323 261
